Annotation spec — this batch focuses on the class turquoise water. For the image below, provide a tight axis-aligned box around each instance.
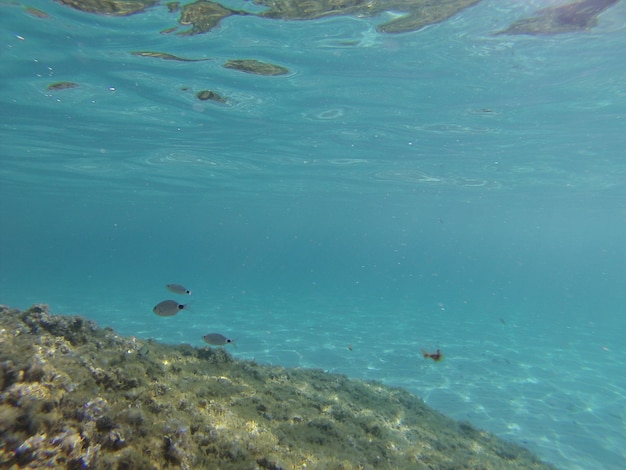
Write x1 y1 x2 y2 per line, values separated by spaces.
1 1 626 468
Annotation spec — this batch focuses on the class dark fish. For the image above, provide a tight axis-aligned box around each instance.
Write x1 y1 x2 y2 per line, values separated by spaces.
153 300 188 317
422 349 443 362
166 284 191 295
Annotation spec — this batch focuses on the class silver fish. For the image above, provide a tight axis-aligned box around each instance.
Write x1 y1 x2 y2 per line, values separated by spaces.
166 284 191 295
202 333 234 346
153 300 188 317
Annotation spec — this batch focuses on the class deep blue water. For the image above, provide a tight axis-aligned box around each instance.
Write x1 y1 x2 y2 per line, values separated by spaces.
1 1 626 468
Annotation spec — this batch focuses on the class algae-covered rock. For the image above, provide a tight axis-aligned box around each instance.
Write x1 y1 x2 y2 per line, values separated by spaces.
55 0 158 16
224 59 289 76
496 0 619 35
0 305 556 469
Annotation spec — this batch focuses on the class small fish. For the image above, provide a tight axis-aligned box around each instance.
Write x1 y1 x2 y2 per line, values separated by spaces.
422 349 443 362
153 300 188 317
202 333 234 346
166 284 191 295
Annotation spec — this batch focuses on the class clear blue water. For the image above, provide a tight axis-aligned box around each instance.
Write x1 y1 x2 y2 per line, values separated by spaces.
2 1 626 468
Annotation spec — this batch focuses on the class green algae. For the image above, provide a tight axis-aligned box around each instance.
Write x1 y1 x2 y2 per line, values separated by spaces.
0 304 556 469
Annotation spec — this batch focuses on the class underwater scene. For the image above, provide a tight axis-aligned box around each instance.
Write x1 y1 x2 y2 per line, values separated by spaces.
1 0 625 468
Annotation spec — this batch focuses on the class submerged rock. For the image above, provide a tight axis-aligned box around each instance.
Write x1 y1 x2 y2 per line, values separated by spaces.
0 304 556 469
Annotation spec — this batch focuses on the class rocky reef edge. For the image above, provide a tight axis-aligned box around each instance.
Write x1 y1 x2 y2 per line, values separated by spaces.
0 304 555 469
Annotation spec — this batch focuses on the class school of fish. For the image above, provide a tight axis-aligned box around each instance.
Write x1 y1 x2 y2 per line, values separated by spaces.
152 284 234 347
153 283 439 360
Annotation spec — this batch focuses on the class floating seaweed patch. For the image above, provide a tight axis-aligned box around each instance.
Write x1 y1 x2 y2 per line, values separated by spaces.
131 51 211 62
223 59 289 76
47 81 78 91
